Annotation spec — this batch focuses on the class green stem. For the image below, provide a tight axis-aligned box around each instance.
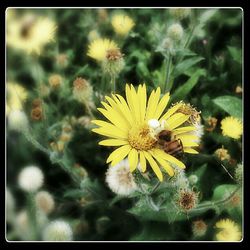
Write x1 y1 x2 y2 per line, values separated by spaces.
150 181 162 195
111 74 116 93
164 53 172 93
193 186 241 211
27 193 38 240
23 131 50 155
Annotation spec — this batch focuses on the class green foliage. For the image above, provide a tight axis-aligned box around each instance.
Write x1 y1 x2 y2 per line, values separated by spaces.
213 96 242 119
7 8 242 241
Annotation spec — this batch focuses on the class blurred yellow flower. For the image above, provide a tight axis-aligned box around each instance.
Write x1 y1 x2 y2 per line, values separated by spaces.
92 84 200 181
215 219 241 241
111 14 135 36
7 13 57 55
6 83 28 115
221 116 243 139
87 38 118 61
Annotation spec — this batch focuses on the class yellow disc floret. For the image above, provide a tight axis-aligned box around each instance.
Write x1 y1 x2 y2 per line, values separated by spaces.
128 124 157 151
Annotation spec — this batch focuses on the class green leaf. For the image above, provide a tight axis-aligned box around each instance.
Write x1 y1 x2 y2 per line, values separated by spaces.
171 69 206 101
64 189 85 198
228 46 242 64
173 56 204 77
212 95 242 119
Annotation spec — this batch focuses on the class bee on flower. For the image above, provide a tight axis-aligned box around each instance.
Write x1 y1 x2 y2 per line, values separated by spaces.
92 84 201 181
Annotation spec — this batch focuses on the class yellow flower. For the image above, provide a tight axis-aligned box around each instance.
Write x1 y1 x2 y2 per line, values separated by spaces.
111 14 135 36
7 13 57 54
215 219 242 241
92 84 200 181
6 83 28 115
221 116 243 139
87 38 118 61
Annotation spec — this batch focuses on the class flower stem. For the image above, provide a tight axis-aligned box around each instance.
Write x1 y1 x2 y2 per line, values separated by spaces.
111 74 116 93
164 53 172 93
26 193 38 240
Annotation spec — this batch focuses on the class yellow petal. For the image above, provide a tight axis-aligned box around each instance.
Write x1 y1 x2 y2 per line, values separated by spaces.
92 127 127 139
125 84 137 121
150 150 174 176
139 151 147 172
130 84 140 122
160 103 183 121
182 141 199 147
144 151 163 181
137 84 147 123
113 94 134 125
145 87 161 120
98 104 128 131
177 134 199 143
172 126 196 135
165 113 190 130
154 92 170 119
99 139 128 146
183 148 199 154
107 145 131 165
152 148 186 169
128 148 138 172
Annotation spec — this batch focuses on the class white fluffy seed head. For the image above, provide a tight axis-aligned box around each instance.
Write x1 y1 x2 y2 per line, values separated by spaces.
35 191 55 214
42 220 73 241
8 110 29 132
18 166 44 192
105 159 138 196
167 23 184 41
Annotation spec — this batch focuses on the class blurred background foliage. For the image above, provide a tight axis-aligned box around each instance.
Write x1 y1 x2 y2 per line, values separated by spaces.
7 8 242 241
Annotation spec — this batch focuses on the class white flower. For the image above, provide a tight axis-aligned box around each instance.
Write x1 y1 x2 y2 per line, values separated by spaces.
105 159 138 196
35 191 55 214
42 220 73 241
18 166 44 192
167 23 184 41
8 110 29 132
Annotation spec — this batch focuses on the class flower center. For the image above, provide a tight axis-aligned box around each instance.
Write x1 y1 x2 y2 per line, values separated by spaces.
128 124 157 151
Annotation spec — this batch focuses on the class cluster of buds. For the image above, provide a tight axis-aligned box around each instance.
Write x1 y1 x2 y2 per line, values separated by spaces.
49 74 63 89
205 116 218 132
214 146 231 161
50 122 73 153
31 98 43 121
102 48 125 77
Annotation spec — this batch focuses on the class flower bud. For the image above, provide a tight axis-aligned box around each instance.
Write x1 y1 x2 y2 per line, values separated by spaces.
49 74 62 89
167 23 184 41
35 191 55 214
192 220 207 237
73 77 93 104
102 48 125 76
